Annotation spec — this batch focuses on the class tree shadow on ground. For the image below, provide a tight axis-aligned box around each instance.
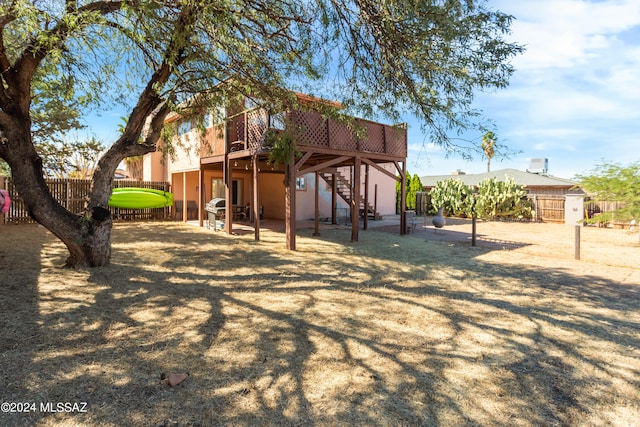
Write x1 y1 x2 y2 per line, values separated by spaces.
1 222 638 426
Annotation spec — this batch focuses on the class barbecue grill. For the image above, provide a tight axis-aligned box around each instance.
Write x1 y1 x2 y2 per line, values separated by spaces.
205 198 225 230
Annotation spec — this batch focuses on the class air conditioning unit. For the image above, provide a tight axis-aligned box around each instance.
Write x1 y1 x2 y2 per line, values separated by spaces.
529 158 548 174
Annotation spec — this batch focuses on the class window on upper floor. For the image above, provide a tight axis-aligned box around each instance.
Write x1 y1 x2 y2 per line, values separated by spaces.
178 120 192 136
204 105 226 128
270 111 286 131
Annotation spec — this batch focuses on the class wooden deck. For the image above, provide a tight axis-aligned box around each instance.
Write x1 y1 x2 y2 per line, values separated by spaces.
197 103 409 250
201 107 407 162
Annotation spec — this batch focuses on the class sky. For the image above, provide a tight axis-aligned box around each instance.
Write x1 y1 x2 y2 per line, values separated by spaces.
84 0 640 181
406 0 640 179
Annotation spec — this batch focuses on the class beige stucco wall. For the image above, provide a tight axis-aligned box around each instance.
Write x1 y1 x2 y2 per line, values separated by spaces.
296 174 349 221
169 132 201 173
296 164 398 220
142 151 168 182
359 163 397 216
258 173 286 220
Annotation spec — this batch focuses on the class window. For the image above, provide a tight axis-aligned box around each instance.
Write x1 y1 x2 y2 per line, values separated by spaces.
211 179 225 199
296 177 306 191
270 111 286 131
211 178 243 205
204 111 213 128
245 97 263 110
178 120 191 136
205 105 226 127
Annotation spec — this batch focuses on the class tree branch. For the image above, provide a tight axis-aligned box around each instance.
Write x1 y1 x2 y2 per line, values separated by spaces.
90 3 201 206
14 1 126 86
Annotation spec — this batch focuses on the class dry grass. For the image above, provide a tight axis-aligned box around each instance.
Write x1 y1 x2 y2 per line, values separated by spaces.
0 221 638 427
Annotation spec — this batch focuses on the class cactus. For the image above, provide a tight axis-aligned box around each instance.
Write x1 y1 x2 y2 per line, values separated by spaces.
429 177 533 220
474 177 533 220
429 179 475 217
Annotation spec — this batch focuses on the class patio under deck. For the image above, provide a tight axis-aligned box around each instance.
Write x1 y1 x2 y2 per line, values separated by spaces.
197 106 410 250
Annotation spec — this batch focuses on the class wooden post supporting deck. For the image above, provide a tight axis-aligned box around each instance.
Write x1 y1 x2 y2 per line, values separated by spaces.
351 157 361 242
363 164 369 230
252 154 260 241
198 168 204 227
313 171 320 236
285 153 296 250
224 156 232 234
182 172 187 222
331 173 337 225
400 161 407 235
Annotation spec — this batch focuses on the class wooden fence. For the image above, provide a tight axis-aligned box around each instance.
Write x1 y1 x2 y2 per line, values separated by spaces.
532 195 565 223
415 192 431 216
584 199 630 229
1 177 171 224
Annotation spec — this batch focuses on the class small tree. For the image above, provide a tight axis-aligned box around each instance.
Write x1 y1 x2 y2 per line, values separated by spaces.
37 138 104 179
575 161 640 226
406 174 423 210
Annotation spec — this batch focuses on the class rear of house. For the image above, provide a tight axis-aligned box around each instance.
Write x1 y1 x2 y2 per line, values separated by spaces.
143 91 408 245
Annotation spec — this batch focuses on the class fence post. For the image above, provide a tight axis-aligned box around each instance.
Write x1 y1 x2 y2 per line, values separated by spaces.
574 225 581 260
472 216 477 246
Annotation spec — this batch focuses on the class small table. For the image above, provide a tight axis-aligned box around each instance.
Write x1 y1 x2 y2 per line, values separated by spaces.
233 205 248 221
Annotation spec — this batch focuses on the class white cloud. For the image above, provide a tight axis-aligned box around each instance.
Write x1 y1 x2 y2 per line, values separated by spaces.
408 1 640 176
497 0 640 70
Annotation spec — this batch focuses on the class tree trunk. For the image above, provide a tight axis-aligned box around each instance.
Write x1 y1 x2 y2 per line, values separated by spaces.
0 0 186 268
3 119 115 267
64 214 113 267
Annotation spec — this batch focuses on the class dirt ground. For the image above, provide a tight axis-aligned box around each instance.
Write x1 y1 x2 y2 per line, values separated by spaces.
372 215 640 271
0 220 638 426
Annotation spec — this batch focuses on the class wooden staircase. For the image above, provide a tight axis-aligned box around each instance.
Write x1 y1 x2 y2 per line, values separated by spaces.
319 171 381 220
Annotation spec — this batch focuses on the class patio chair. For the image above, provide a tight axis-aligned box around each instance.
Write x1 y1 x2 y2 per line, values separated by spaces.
187 200 198 219
173 200 183 220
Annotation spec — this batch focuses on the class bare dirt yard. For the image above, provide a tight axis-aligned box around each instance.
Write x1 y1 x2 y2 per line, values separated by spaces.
0 220 638 426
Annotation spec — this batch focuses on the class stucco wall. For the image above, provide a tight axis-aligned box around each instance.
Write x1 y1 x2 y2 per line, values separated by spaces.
168 132 201 173
143 151 167 182
295 163 399 220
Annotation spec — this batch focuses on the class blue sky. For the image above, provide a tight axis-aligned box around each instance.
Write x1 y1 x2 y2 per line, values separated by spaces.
407 0 640 179
85 0 640 181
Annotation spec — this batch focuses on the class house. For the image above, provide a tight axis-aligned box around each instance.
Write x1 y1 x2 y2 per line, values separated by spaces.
143 91 409 248
420 166 585 224
420 168 581 196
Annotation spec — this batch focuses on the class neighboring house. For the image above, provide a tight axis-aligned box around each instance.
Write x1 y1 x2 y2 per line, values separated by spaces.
143 91 408 248
420 168 585 224
420 168 582 196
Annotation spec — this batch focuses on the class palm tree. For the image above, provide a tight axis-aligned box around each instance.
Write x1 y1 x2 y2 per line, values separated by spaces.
481 131 496 172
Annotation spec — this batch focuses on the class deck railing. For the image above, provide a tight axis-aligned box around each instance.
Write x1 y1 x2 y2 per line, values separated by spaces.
207 107 407 158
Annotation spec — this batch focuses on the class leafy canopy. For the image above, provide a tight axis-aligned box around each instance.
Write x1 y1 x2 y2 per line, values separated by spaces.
2 0 523 156
38 137 104 179
575 161 640 224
